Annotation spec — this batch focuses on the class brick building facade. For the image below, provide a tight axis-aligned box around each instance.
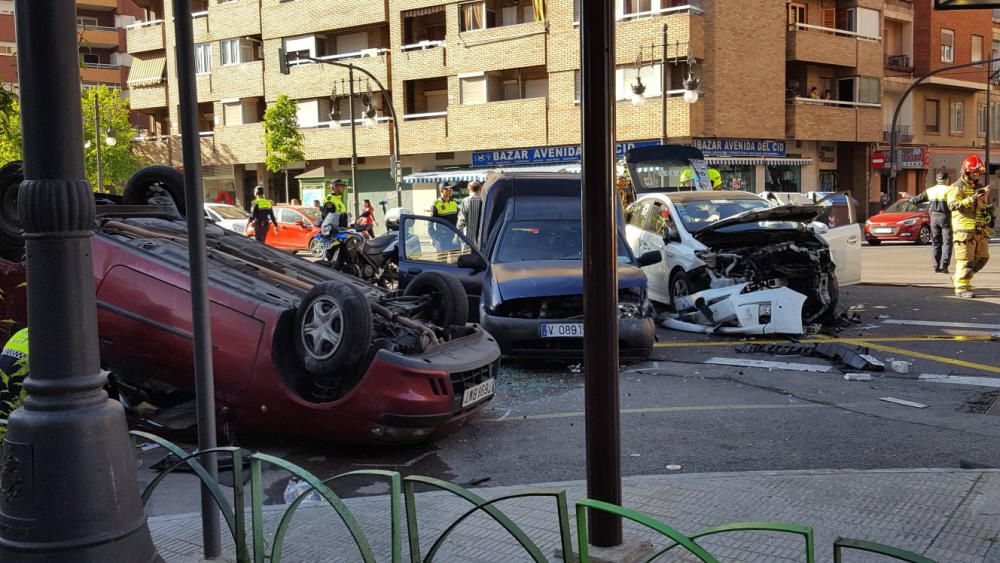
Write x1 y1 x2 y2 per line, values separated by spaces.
126 0 929 219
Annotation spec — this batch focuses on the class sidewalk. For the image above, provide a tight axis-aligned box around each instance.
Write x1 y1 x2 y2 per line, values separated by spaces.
148 468 1000 562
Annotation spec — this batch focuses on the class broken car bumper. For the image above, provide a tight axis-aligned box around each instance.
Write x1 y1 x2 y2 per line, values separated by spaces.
664 283 807 335
481 314 655 360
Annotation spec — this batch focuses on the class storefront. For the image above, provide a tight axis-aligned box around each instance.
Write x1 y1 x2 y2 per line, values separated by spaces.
871 146 929 213
693 138 812 193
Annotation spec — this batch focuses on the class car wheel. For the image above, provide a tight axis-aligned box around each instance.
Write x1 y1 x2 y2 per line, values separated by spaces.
294 281 373 400
668 270 694 309
866 238 882 246
309 237 325 258
403 271 470 327
123 165 187 217
0 161 24 262
917 225 931 245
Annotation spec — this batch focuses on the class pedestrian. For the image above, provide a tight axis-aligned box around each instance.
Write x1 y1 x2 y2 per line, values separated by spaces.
947 155 992 298
822 89 832 105
357 199 377 238
431 182 460 251
312 199 321 210
0 327 28 418
909 170 953 273
322 179 349 225
458 180 484 243
246 185 279 244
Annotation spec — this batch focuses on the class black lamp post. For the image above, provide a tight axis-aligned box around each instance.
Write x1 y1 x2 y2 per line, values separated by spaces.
630 29 700 144
0 1 159 560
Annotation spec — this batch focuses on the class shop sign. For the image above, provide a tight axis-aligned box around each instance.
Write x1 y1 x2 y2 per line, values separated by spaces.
472 140 661 166
883 147 926 170
818 142 836 166
692 138 786 158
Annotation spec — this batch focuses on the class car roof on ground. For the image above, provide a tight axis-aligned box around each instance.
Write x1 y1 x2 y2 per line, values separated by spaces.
647 191 764 203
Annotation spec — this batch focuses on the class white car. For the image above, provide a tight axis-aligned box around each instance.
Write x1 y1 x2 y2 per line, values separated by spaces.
624 191 862 334
204 203 250 233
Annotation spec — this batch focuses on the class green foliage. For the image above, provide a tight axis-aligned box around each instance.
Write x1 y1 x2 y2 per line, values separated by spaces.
82 85 146 194
0 357 26 440
0 86 22 166
263 94 306 175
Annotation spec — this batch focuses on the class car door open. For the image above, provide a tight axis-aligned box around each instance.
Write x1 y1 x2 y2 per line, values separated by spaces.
814 192 862 285
397 215 487 317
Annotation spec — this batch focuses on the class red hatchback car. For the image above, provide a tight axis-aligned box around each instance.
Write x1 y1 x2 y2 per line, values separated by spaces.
864 199 932 245
0 164 500 445
246 205 323 255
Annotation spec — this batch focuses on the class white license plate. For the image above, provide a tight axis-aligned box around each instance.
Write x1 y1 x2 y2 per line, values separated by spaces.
462 379 495 407
540 323 584 338
873 228 894 234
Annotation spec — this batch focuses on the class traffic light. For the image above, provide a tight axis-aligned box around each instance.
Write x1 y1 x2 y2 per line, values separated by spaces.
278 48 289 75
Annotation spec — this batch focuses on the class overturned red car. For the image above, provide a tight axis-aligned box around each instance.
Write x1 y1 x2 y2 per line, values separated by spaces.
0 163 500 444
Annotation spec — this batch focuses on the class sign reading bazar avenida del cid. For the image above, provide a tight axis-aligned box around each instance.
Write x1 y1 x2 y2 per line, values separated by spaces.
692 138 787 158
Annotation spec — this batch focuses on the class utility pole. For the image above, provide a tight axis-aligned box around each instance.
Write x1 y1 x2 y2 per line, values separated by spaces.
661 24 668 145
94 93 103 191
348 68 360 219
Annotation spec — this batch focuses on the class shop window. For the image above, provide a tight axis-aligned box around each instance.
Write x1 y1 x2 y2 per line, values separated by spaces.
925 99 939 133
950 101 964 134
714 164 755 192
819 171 837 192
941 29 954 63
765 164 800 193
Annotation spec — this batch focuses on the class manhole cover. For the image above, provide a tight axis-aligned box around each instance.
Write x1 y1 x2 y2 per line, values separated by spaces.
964 390 1000 415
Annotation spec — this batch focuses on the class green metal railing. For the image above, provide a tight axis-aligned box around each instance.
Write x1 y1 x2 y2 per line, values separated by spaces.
117 432 941 562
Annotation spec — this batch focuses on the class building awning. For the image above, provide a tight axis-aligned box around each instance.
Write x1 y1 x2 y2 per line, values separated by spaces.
402 163 580 184
706 157 812 166
402 5 445 18
127 56 166 88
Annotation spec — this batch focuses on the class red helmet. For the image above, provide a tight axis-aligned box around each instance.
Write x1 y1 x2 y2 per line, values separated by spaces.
961 155 985 176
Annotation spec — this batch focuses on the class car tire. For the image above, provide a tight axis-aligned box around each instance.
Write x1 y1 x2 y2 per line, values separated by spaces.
403 271 469 327
0 161 24 262
123 165 187 217
294 280 373 400
668 269 694 310
309 237 325 258
866 238 882 246
917 226 931 245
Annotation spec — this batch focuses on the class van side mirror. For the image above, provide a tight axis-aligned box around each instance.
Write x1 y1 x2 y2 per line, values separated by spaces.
457 253 487 272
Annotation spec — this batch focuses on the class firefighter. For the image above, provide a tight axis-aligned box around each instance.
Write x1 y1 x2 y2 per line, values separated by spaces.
909 170 953 273
708 168 724 190
948 156 992 298
245 186 279 243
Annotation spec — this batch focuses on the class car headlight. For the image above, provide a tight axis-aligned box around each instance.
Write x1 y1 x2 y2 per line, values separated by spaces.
898 218 919 226
758 303 772 324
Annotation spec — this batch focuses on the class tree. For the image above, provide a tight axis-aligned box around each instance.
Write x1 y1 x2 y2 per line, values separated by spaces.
263 94 305 202
81 85 145 193
0 85 21 165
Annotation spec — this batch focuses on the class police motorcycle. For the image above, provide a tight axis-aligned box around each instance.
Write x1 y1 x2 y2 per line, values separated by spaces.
311 208 409 289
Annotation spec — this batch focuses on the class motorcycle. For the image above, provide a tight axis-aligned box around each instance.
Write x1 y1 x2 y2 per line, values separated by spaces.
311 210 403 289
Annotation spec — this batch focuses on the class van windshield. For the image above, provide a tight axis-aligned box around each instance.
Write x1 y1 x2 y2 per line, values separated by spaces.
495 220 632 263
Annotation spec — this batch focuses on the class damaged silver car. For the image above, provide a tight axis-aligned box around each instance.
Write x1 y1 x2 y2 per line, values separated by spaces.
625 191 862 335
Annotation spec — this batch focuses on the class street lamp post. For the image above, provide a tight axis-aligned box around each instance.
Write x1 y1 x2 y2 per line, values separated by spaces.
85 91 117 192
280 51 403 208
630 31 700 143
0 1 159 559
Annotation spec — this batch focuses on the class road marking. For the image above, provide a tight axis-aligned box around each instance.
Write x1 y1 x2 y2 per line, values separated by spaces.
879 397 929 409
480 402 828 422
919 374 1000 388
653 335 995 348
704 357 832 373
882 319 1000 331
859 342 1000 375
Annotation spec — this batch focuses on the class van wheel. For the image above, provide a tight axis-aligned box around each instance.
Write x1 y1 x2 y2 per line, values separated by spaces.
123 165 187 217
0 161 24 262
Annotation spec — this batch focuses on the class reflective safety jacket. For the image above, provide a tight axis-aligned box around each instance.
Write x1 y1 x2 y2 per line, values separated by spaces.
323 193 347 214
947 178 988 232
909 183 951 214
2 328 28 360
250 198 277 227
432 199 459 226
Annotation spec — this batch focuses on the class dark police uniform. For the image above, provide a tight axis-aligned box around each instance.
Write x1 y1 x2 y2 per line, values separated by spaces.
249 197 278 243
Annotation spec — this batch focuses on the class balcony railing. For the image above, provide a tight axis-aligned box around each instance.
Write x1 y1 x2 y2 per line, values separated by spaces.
125 19 165 30
403 111 447 121
787 97 880 108
882 125 912 143
79 24 118 32
400 40 446 52
616 2 704 21
287 48 389 67
84 62 120 70
789 22 881 42
885 54 912 72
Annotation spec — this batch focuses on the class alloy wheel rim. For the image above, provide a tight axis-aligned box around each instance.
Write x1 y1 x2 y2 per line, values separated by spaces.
301 296 344 360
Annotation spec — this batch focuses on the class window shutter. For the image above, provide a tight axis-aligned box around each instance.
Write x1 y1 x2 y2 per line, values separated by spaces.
822 9 835 29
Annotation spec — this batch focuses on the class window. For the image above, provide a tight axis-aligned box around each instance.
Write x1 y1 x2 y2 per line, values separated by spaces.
574 70 580 102
460 74 486 105
950 101 964 134
460 2 486 32
941 29 954 63
220 39 240 66
195 43 211 74
623 0 652 15
925 99 939 133
573 0 580 22
845 7 880 40
0 42 15 56
335 32 368 55
973 35 984 67
615 63 663 101
979 104 988 136
786 3 806 30
0 1 13 15
836 76 879 105
992 102 1000 140
77 16 99 27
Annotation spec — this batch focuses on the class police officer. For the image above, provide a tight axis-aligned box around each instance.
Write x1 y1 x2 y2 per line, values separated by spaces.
431 182 459 251
246 185 279 243
948 156 992 298
0 328 28 417
909 170 953 273
679 168 698 189
322 179 349 220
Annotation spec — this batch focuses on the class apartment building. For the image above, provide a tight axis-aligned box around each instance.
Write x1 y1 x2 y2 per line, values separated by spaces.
127 0 888 216
877 1 1000 211
0 0 143 91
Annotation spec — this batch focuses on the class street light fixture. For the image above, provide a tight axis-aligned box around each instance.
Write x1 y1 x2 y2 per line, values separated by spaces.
630 50 646 107
329 84 342 129
683 47 701 105
363 81 379 128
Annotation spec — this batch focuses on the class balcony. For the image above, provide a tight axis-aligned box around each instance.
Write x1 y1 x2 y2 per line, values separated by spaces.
76 0 118 10
882 125 913 143
208 0 261 39
885 54 913 73
132 136 177 167
301 120 393 159
78 25 119 48
786 98 882 143
192 10 209 44
394 43 448 81
129 83 167 110
615 5 705 65
450 21 548 73
787 23 881 68
270 53 389 100
400 114 448 155
260 0 388 40
80 64 123 85
126 20 165 53
210 123 266 164
210 60 265 100
447 98 547 149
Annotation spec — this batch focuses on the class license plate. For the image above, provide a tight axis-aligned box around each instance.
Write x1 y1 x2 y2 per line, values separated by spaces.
873 228 894 234
462 379 495 407
540 323 584 338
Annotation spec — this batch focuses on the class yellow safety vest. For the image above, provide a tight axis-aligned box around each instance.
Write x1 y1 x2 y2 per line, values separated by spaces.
947 179 987 232
433 200 458 217
324 194 347 213
3 328 28 360
252 198 272 209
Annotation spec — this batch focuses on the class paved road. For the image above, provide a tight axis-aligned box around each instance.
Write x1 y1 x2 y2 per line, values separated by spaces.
138 243 1000 518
